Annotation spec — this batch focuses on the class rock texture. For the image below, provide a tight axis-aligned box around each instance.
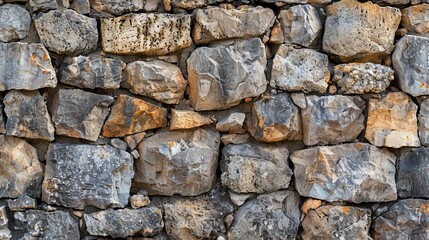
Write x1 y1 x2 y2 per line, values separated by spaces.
0 4 31 42
170 109 214 130
29 0 69 12
91 0 159 15
419 98 429 146
216 112 245 133
0 207 10 239
397 147 429 198
7 196 36 211
401 4 429 35
167 0 225 9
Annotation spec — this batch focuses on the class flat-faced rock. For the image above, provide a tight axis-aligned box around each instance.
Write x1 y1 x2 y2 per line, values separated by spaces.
0 42 57 90
187 38 267 111
71 0 90 14
271 45 330 93
51 89 114 141
323 0 401 63
124 132 146 150
4 90 55 141
101 13 191 55
134 128 220 196
170 109 214 130
260 0 331 3
91 0 160 15
401 4 429 35
333 63 394 94
60 56 124 89
84 207 163 238
419 99 429 145
102 95 167 137
0 4 30 42
167 0 224 9
221 142 292 193
7 196 36 211
392 35 429 97
365 92 420 148
193 6 275 45
291 143 397 203
216 112 245 133
34 10 98 55
221 133 250 145
29 0 69 12
123 60 187 104
246 93 302 142
300 95 365 146
42 143 134 209
397 147 429 198
0 207 11 240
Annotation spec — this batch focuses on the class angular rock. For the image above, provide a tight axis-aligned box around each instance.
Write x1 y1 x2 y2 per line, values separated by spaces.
51 89 114 141
0 42 57 90
60 56 124 89
71 0 90 14
365 92 420 148
42 143 134 209
110 138 128 151
84 207 163 238
397 147 429 198
323 0 401 63
130 190 150 209
123 60 187 104
34 10 98 55
271 45 330 93
216 112 245 133
101 13 191 55
333 63 394 94
300 95 365 146
291 143 397 203
134 128 220 196
170 109 214 130
269 20 284 44
167 0 224 9
4 90 55 141
228 191 300 240
0 104 5 134
91 0 160 15
261 0 331 3
302 205 372 239
419 98 429 145
278 5 322 48
124 132 146 150
392 35 429 97
229 191 254 206
221 133 250 145
221 142 292 193
0 4 31 42
193 6 275 44
0 207 11 240
401 4 429 35
187 38 267 111
301 198 323 214
29 0 69 12
7 196 36 211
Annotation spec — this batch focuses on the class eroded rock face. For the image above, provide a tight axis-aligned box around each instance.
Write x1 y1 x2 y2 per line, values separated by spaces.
365 92 420 148
29 0 69 12
0 4 31 42
291 143 397 203
168 0 224 9
7 196 36 211
170 109 214 130
419 99 429 145
187 38 267 111
101 13 192 55
134 128 220 196
216 112 245 133
91 0 160 15
260 0 331 3
397 147 429 198
401 4 429 35
0 207 11 240
34 10 98 55
42 143 134 209
323 0 401 63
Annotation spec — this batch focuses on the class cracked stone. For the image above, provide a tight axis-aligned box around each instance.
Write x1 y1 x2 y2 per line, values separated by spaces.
401 4 429 36
0 4 31 42
397 147 429 198
170 109 214 130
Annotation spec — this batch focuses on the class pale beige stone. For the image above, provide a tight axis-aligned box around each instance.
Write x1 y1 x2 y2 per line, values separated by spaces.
170 109 214 130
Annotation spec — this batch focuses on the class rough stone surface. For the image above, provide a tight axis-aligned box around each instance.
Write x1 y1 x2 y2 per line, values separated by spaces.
271 45 330 93
397 147 429 198
291 143 397 203
84 207 163 238
0 207 11 240
323 0 401 63
0 4 30 42
216 112 245 133
71 0 90 14
167 0 225 9
101 13 192 55
170 109 214 130
123 60 187 104
91 0 160 15
7 196 36 211
42 143 134 209
333 63 394 94
392 35 429 97
0 104 5 134
260 0 331 3
34 10 98 55
4 90 55 141
134 128 220 196
130 190 150 208
419 98 429 146
124 132 146 150
29 0 69 12
221 133 250 145
221 142 292 193
300 95 365 146
401 4 429 35
102 95 167 137
365 92 420 148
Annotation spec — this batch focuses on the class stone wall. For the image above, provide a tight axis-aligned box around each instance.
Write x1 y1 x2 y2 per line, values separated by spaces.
0 0 428 239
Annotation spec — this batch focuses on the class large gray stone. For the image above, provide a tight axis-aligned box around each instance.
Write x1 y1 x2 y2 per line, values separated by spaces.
291 143 397 203
42 144 134 209
187 38 267 111
397 147 429 198
419 98 429 146
401 4 429 36
0 4 30 42
91 0 160 15
7 196 36 211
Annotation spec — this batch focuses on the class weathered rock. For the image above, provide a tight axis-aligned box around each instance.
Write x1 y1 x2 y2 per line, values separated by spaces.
301 198 323 214
221 133 250 145
401 4 429 35
91 0 160 15
7 196 36 211
246 93 302 142
300 95 365 146
167 0 224 9
170 109 214 130
134 128 220 196
228 191 300 240
372 199 429 239
124 132 146 150
365 92 420 148
60 56 124 89
271 45 330 93
291 143 397 203
221 142 292 193
229 191 254 206
392 35 429 97
34 10 98 55
302 205 372 239
216 112 245 133
42 143 134 209
101 13 191 55
0 4 31 42
71 0 90 14
102 95 167 137
110 138 128 151
29 0 69 12
187 38 267 111
84 207 163 238
419 99 429 145
193 6 275 45
397 147 429 198
0 105 5 134
278 5 322 48
373 0 410 5
51 89 114 141
323 0 401 63
14 210 79 240
0 42 57 90
333 63 394 94
0 207 11 240
130 190 150 208
260 0 331 3
269 20 284 44
123 60 187 104
4 90 55 141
